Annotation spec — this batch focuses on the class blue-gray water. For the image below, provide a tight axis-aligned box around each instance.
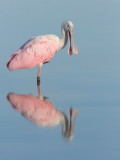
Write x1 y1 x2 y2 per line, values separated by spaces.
0 0 120 159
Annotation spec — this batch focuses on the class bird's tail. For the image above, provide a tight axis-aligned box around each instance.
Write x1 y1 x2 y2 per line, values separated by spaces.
6 50 20 69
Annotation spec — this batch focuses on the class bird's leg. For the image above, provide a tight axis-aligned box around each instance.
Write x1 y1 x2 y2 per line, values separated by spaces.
37 66 40 85
37 83 41 97
37 64 42 85
37 82 44 101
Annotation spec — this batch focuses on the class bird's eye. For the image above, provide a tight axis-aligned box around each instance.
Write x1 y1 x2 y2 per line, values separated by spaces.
67 24 70 28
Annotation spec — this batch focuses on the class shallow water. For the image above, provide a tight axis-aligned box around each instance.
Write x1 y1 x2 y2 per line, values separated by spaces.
0 0 120 160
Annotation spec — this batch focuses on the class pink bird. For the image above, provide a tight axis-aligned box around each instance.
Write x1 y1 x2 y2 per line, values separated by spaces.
7 85 78 139
6 21 78 84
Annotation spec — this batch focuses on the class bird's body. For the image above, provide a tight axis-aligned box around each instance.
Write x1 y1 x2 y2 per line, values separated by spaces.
7 35 60 70
6 21 78 83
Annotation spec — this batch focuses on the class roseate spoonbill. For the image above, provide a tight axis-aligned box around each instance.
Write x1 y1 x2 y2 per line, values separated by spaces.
7 85 78 139
6 21 78 84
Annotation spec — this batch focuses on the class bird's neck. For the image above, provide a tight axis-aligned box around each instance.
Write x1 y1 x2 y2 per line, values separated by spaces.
59 26 68 49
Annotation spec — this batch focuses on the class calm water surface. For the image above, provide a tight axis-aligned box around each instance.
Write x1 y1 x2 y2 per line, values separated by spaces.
0 0 120 160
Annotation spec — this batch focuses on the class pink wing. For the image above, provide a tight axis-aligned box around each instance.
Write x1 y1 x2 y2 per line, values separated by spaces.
7 93 61 126
7 35 60 70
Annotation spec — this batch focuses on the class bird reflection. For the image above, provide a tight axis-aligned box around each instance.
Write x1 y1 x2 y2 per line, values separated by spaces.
7 85 78 140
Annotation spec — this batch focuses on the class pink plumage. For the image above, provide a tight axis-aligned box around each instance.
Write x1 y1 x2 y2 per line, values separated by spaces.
7 35 60 70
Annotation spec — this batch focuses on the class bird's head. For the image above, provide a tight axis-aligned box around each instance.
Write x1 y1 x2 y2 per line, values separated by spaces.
63 21 74 32
63 21 78 55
